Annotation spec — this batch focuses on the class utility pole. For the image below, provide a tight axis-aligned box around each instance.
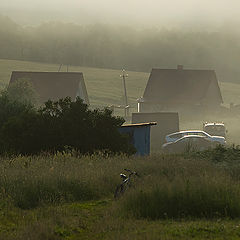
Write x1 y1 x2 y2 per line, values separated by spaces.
120 69 129 117
58 64 62 72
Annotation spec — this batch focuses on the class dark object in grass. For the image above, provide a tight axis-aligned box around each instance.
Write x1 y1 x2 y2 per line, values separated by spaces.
114 169 139 199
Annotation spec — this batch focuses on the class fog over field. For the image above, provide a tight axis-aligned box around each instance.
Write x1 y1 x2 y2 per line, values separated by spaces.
1 0 240 28
1 0 240 84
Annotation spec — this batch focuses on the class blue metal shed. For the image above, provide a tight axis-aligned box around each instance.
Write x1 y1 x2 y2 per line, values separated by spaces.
119 122 157 156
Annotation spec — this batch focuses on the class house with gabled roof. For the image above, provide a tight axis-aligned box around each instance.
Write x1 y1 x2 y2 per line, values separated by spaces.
138 65 223 113
9 71 89 104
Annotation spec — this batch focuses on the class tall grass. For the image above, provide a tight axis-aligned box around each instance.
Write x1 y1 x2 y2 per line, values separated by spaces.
117 149 240 219
1 148 240 220
0 153 150 209
0 153 120 209
121 175 240 219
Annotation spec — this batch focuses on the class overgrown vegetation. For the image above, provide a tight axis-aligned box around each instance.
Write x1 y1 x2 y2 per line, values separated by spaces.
0 154 134 209
118 146 240 220
0 148 240 238
0 147 239 214
190 144 240 163
121 174 240 219
2 78 38 105
0 87 135 155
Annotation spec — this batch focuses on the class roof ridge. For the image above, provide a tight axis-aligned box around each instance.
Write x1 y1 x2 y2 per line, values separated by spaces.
152 68 215 71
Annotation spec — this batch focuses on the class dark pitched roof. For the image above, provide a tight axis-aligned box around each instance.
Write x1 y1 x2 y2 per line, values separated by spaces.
143 68 223 104
9 71 89 104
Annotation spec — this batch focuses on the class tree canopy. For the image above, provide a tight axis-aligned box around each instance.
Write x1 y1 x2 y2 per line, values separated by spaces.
0 92 135 155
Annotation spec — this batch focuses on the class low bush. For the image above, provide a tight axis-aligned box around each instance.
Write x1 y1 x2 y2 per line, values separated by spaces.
189 144 240 163
0 94 135 155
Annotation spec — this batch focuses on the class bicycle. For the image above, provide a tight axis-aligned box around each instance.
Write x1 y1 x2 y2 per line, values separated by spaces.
114 169 139 199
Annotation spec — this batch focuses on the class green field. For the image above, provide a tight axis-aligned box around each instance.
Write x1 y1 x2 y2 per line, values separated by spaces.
1 59 240 113
0 59 148 115
0 151 240 239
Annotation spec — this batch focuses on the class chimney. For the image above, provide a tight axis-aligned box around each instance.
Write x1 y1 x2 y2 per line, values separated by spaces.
177 65 183 70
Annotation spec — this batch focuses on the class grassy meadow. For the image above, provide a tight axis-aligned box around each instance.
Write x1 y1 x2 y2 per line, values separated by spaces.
0 150 240 239
1 59 240 116
0 59 148 116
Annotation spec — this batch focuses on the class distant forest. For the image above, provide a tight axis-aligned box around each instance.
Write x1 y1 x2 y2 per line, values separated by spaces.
1 15 240 83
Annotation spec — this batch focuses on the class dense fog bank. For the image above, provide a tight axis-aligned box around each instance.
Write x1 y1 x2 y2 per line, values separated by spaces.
0 15 240 83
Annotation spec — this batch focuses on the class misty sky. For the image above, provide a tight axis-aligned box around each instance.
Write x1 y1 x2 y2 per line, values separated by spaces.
1 0 240 28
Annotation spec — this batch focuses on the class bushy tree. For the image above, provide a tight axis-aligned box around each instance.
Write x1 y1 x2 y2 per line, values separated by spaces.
0 96 135 155
2 79 38 105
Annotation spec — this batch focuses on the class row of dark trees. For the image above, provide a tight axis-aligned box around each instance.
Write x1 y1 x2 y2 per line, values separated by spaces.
0 84 135 155
1 15 240 82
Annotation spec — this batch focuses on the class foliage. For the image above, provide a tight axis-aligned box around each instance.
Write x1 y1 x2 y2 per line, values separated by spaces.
0 95 135 155
2 78 38 105
0 93 33 127
188 144 240 163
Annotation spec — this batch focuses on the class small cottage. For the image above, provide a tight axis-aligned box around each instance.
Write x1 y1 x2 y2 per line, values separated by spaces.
9 71 89 104
138 65 223 113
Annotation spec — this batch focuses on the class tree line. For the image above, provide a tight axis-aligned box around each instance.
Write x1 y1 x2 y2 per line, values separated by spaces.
1 15 240 82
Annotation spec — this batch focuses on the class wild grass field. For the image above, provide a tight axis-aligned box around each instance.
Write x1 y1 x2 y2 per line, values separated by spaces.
0 149 240 239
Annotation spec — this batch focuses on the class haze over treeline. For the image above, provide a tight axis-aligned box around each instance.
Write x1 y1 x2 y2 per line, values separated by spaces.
1 0 240 83
1 0 240 29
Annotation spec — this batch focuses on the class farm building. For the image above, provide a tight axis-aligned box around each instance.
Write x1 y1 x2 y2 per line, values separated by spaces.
119 122 157 156
132 112 179 149
9 71 89 104
137 65 223 113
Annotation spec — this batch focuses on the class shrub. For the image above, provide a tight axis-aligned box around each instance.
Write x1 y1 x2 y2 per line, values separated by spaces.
3 79 38 105
0 96 135 155
189 144 240 163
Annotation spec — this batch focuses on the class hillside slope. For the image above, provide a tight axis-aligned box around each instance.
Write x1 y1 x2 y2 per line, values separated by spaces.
0 59 148 113
1 59 240 143
1 58 240 115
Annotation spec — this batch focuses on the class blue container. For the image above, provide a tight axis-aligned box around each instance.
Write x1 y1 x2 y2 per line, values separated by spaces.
119 122 156 156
